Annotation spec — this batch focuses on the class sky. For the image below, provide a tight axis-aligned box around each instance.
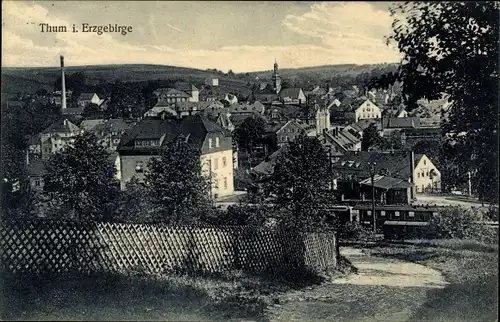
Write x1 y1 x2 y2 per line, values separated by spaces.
2 1 402 72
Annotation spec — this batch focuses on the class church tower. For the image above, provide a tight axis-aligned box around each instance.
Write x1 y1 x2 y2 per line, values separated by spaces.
271 58 282 94
315 103 331 136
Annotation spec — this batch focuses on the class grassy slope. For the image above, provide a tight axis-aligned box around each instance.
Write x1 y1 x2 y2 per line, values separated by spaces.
0 267 331 321
364 239 499 322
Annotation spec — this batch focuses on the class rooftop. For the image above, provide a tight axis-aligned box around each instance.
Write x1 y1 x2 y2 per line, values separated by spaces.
118 115 229 153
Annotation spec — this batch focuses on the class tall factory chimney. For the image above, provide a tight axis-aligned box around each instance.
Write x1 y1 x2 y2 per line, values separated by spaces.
60 55 67 110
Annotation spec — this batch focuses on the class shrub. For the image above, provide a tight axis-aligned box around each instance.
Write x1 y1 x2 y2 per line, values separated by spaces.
338 221 374 241
429 207 498 243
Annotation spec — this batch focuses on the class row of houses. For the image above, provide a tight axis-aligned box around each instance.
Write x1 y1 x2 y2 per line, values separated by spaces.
252 149 442 205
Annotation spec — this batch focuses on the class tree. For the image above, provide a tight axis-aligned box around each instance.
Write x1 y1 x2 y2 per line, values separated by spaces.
42 132 119 221
234 117 266 152
36 88 48 97
388 1 499 202
144 135 217 224
263 136 335 231
361 123 382 151
113 178 153 223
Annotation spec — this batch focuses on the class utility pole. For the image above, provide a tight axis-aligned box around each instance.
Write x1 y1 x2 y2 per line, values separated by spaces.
208 159 213 199
468 171 472 197
369 162 377 234
329 149 333 191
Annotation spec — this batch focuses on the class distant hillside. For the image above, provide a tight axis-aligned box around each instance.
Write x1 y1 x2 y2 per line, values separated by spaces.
1 64 251 95
1 63 400 96
247 63 400 81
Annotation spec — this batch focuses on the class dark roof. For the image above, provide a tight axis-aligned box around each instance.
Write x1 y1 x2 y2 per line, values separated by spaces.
229 112 266 128
153 88 191 98
359 175 412 190
27 159 46 177
383 117 421 129
78 93 98 101
93 119 137 137
80 119 107 131
174 82 199 93
252 146 289 176
332 151 424 180
176 101 224 112
117 115 228 153
252 93 278 103
348 119 381 132
229 102 265 113
61 107 85 115
42 119 80 134
278 88 304 99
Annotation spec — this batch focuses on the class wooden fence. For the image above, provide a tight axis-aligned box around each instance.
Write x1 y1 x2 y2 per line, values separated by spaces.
0 219 337 276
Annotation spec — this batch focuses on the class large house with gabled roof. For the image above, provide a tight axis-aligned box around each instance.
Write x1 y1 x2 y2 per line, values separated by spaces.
117 115 234 198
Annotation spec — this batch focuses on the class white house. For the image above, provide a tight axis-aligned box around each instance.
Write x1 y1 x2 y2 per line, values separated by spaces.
77 93 101 108
355 99 381 122
413 154 442 193
205 77 219 87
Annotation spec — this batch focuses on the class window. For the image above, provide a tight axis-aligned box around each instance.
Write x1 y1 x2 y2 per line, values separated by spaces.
223 177 228 190
35 180 40 187
286 136 289 141
208 138 213 148
422 172 425 177
418 173 420 178
409 211 415 218
395 211 400 217
222 156 227 167
380 211 386 217
215 137 220 147
367 211 372 216
424 160 427 165
426 171 429 177
213 158 219 170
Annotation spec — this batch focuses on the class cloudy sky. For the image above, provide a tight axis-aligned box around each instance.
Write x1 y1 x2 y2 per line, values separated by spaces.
2 1 402 72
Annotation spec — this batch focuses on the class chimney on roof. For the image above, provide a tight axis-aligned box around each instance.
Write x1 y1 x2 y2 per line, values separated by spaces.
60 55 67 109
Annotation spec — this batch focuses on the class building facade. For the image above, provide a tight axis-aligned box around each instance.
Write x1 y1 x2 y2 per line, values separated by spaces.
117 116 234 198
355 99 381 122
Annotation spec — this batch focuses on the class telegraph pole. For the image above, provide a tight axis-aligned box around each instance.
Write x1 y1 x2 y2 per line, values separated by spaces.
369 162 377 234
208 159 213 199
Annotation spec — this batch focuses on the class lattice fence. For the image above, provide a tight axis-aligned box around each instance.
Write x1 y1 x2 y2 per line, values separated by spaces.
0 219 337 275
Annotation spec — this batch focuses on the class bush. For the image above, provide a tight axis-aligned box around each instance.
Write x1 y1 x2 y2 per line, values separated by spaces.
338 221 374 241
429 207 498 244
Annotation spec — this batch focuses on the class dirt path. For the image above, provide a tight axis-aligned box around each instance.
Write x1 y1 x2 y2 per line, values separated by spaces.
267 247 448 322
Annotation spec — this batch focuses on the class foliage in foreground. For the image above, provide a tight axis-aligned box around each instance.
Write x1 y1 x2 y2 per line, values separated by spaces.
428 206 498 244
388 1 499 202
141 135 218 224
262 136 336 232
42 132 119 221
